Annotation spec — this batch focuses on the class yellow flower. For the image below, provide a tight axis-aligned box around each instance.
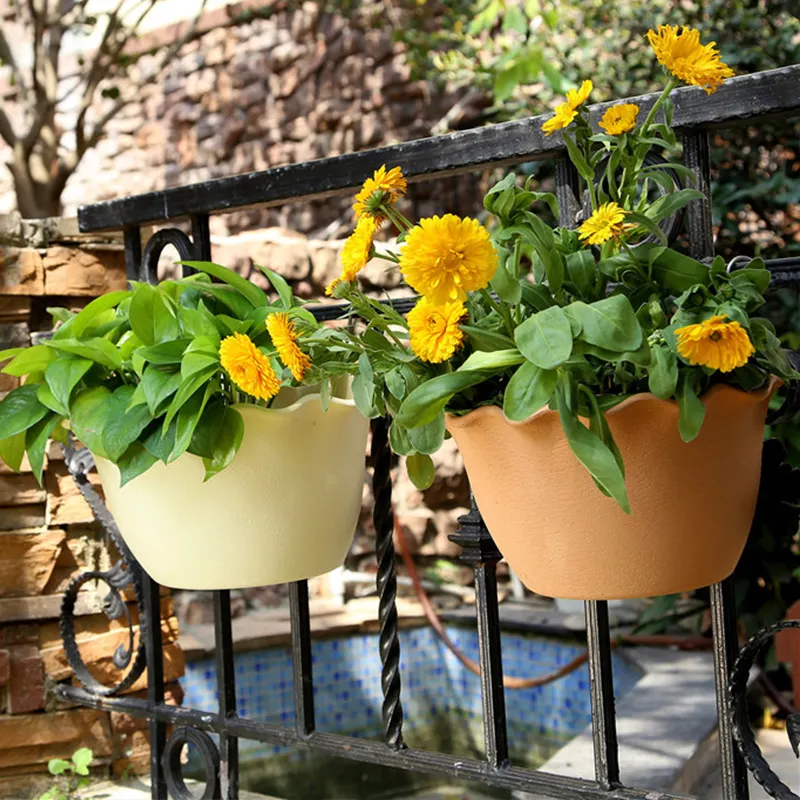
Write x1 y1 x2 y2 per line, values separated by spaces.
219 332 281 401
325 216 377 296
266 312 311 382
407 298 466 363
578 202 628 246
565 79 593 110
352 165 407 223
647 25 734 94
542 102 578 136
675 315 755 373
399 214 498 305
599 103 640 135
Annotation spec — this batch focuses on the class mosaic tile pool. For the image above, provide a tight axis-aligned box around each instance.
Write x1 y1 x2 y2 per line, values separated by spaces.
181 623 642 797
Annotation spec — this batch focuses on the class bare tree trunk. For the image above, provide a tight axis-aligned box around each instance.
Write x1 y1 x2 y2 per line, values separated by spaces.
7 159 62 219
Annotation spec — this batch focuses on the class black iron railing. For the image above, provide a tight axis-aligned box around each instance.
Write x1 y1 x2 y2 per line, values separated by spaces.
56 64 800 800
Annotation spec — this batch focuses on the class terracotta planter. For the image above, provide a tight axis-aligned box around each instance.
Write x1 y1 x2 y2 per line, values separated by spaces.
446 379 779 600
94 393 369 590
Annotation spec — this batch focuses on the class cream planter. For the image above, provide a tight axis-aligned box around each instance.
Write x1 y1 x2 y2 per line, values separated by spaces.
94 396 369 590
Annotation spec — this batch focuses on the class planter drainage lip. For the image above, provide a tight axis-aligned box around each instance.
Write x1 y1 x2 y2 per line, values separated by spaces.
446 375 782 430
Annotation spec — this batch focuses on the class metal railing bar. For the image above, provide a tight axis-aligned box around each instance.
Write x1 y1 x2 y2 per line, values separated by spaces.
123 226 142 283
191 213 212 262
77 66 800 232
56 686 695 800
141 572 168 799
584 600 621 789
710 580 751 800
213 589 239 799
288 580 316 736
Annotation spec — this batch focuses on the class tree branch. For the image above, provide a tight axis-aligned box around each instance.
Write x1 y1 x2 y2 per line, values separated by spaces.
0 106 18 147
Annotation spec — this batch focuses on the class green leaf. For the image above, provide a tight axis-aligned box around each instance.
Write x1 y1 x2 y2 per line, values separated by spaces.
562 132 593 181
48 759 71 776
137 339 192 365
648 346 678 399
624 210 667 245
389 420 414 456
102 386 154 461
172 381 216 462
555 376 630 513
129 284 180 346
142 366 182 415
397 370 489 428
46 338 122 370
490 260 522 304
461 325 515 351
45 358 93 413
202 406 245 480
0 384 49 440
407 453 435 491
254 265 293 309
117 441 159 487
2 345 56 377
37 384 66 416
407 411 445 455
0 431 26 471
565 250 595 297
71 748 93 772
181 261 266 309
181 345 219 381
351 373 376 418
70 387 112 457
142 420 177 463
503 361 557 421
65 291 130 339
180 307 221 342
520 283 556 311
0 347 28 364
514 306 573 370
459 349 524 372
648 247 711 293
162 365 218 431
26 413 59 484
677 375 705 442
566 295 642 352
644 188 705 224
731 267 771 295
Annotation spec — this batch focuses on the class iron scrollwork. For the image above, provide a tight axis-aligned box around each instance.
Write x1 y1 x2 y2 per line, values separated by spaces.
730 620 800 800
59 436 148 696
162 727 221 800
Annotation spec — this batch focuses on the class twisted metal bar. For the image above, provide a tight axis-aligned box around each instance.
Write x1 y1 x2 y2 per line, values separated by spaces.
371 417 405 750
59 438 147 696
730 620 800 800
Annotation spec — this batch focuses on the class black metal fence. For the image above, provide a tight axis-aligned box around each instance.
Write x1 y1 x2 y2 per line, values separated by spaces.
56 65 800 800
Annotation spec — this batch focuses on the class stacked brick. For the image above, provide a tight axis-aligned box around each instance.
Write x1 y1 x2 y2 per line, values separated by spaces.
0 214 184 798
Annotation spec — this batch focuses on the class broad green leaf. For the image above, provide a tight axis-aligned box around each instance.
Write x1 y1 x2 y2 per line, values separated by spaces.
254 265 293 309
37 384 66 416
407 452 435 490
503 361 557 421
491 260 522 304
566 295 642 352
102 386 154 461
384 368 407 400
142 366 183 415
730 267 771 295
129 284 180 346
677 375 705 442
162 365 218 431
117 441 158 487
0 347 27 364
520 283 556 311
514 306 573 370
459 349 524 372
398 370 489 428
562 132 593 181
45 358 93 412
70 387 113 458
461 325 515 352
137 339 192 365
0 384 49 440
624 210 667 245
644 188 705 224
46 338 122 370
2 345 56 377
202 406 245 480
142 420 177 463
180 307 221 342
0 431 26 471
351 373 376 418
26 413 60 484
71 748 93 774
555 377 630 513
648 346 678 399
181 350 219 380
48 759 71 776
118 332 143 361
183 261 266 308
407 411 446 455
64 291 130 339
389 420 415 456
648 246 711 293
172 381 216 462
565 250 595 297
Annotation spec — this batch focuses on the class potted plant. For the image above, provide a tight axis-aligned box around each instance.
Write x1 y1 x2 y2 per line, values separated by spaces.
0 263 369 590
327 26 798 599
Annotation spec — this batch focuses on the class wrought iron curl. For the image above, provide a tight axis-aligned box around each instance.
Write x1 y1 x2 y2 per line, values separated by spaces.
140 228 196 283
59 436 148 696
729 619 800 800
162 726 221 800
370 417 405 750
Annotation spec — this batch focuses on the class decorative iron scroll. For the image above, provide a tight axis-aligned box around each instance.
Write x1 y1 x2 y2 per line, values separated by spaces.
162 727 221 800
730 619 800 800
59 436 148 696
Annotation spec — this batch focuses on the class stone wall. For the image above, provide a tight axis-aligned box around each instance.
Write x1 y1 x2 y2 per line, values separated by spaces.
0 1 480 236
0 215 184 797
